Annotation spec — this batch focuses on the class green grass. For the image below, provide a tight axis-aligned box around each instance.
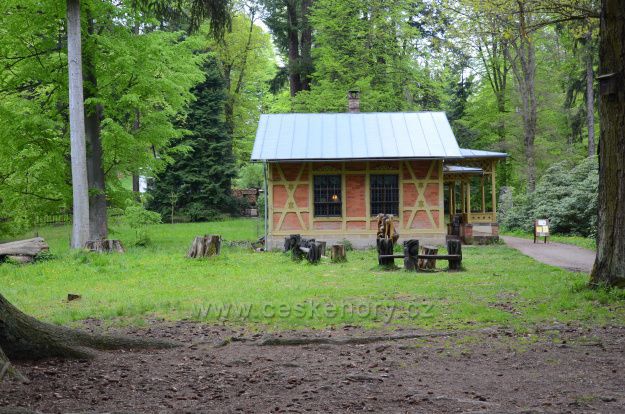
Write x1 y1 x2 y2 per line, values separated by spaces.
502 230 596 250
1 219 622 332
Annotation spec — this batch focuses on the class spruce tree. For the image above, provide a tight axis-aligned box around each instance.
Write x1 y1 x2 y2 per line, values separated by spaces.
148 57 237 221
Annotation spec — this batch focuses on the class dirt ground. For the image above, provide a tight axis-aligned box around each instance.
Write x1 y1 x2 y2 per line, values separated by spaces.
1 321 624 414
501 236 595 273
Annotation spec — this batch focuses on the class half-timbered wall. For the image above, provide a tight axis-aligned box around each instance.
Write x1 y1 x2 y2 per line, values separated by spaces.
268 160 445 242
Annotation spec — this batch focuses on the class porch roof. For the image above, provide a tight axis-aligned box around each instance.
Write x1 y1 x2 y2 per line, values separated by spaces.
443 165 484 175
459 148 508 159
251 112 463 161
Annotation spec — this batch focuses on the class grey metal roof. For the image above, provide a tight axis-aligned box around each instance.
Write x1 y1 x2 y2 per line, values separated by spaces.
251 112 463 161
443 165 483 175
459 148 508 159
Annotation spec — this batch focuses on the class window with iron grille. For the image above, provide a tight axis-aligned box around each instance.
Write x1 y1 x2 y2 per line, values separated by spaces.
313 175 342 217
370 175 399 216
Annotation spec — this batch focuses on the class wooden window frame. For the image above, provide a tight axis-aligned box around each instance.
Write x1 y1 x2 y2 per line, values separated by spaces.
370 174 399 216
313 174 342 217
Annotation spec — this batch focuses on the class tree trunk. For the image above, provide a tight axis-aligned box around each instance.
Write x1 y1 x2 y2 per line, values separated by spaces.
84 10 108 241
590 0 625 288
286 0 302 96
66 0 90 249
0 293 176 364
299 0 313 91
0 344 27 383
586 25 596 157
510 1 538 192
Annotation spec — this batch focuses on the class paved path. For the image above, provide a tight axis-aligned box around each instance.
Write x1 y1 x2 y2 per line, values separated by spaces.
501 236 596 273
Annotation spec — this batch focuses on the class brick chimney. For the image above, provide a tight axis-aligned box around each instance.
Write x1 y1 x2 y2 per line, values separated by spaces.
347 90 360 113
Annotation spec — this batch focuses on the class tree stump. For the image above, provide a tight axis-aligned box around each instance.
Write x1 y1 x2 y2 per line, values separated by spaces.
330 244 346 262
187 235 221 258
403 239 420 271
447 239 463 271
85 239 125 253
418 245 438 270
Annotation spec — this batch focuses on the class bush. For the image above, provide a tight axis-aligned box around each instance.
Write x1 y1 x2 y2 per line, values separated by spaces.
124 205 162 246
500 157 598 237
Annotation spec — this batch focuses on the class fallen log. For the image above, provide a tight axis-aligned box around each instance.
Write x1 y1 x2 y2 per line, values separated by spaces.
85 239 125 253
0 238 48 259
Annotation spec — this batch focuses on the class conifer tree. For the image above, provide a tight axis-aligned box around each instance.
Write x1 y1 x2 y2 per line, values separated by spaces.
148 57 237 221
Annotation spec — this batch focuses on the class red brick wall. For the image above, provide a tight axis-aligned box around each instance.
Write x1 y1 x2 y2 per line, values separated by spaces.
270 160 442 234
345 174 365 217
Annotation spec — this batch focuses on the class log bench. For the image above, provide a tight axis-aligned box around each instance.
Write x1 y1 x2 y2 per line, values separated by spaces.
377 239 462 271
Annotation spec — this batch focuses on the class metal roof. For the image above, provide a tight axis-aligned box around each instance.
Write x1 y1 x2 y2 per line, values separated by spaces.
251 112 463 161
443 165 483 175
459 148 508 159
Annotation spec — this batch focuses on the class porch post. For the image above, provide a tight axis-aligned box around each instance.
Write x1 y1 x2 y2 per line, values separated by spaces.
466 179 471 214
491 160 497 218
481 175 486 213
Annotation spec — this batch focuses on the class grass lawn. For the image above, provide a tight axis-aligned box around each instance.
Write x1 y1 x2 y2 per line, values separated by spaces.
1 218 622 332
502 230 597 251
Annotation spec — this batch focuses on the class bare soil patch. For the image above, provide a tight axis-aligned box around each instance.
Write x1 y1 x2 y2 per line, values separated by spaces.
1 321 624 413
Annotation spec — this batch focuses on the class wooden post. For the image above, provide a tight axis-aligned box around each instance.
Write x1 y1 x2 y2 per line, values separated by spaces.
447 239 462 271
403 239 419 271
491 161 497 219
330 244 346 262
466 179 471 215
481 176 486 213
460 182 465 214
317 241 327 257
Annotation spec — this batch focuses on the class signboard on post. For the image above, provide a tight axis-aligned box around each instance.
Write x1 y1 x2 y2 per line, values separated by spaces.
534 219 550 243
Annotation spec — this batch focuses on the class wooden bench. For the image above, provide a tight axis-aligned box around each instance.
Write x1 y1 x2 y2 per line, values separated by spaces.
378 239 462 271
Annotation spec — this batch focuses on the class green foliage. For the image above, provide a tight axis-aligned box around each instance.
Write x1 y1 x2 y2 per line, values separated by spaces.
124 205 162 247
500 157 598 236
0 0 205 237
234 163 264 189
147 56 238 222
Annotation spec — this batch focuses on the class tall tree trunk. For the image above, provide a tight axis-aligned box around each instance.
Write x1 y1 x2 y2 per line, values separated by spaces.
132 111 141 200
66 0 90 249
286 0 302 97
586 25 596 157
84 13 108 240
510 1 538 192
590 0 625 288
299 0 313 91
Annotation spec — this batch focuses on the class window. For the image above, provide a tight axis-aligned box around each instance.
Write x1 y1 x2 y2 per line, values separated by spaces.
370 174 399 216
313 175 342 217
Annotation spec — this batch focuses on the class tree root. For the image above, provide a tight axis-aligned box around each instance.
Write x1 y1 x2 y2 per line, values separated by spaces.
0 293 179 362
256 330 470 346
0 346 29 383
208 328 499 348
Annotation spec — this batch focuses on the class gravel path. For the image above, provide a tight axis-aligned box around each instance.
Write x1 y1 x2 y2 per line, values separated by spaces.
502 236 596 273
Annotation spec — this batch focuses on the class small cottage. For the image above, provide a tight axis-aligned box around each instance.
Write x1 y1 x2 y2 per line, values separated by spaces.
251 93 506 249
